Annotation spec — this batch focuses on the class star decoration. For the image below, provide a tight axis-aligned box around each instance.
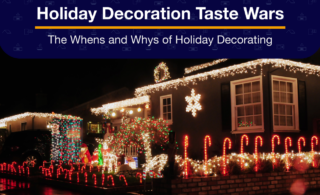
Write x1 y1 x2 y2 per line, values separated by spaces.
185 89 202 117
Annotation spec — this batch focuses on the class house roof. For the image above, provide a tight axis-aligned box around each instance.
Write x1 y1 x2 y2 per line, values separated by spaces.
91 95 150 115
0 112 83 127
134 59 320 97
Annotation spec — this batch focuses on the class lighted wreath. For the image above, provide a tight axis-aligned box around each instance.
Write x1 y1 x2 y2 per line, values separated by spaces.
154 62 171 83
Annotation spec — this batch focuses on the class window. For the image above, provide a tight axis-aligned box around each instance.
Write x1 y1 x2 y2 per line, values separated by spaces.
88 123 102 133
231 76 264 133
272 75 299 132
160 94 172 124
21 122 27 131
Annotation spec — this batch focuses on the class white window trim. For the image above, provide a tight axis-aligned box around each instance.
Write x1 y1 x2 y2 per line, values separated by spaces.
271 75 300 132
231 75 264 134
160 94 173 125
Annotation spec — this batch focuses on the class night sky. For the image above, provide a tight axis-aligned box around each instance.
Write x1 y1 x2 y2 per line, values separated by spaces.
1 47 319 119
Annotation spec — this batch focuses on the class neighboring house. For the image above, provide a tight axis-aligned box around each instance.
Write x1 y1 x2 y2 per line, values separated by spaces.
0 112 57 133
91 59 320 159
62 87 134 145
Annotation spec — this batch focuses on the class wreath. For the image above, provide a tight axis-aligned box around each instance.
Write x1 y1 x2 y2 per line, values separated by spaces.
154 62 171 83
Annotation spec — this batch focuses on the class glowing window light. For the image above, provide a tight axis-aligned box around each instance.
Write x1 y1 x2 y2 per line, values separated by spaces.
84 172 88 183
254 136 263 172
285 137 292 172
107 175 115 186
204 135 211 176
240 134 249 170
184 135 189 178
311 136 318 167
298 137 306 154
91 96 150 115
119 175 128 186
223 138 232 176
92 174 97 185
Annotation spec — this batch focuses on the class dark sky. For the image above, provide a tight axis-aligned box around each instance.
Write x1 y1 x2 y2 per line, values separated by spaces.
1 47 320 118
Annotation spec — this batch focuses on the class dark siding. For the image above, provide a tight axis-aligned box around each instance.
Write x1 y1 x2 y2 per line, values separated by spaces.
221 82 231 131
298 80 307 131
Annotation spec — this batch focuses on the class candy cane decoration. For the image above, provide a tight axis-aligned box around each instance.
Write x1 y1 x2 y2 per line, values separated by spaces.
81 165 86 173
69 170 72 181
223 138 232 176
26 167 29 176
184 135 189 177
31 161 35 167
18 165 21 174
84 172 88 183
285 137 292 172
22 162 27 167
119 175 128 186
22 167 25 174
272 135 280 161
107 175 115 186
57 168 60 179
77 173 79 183
59 160 62 166
136 172 142 184
49 165 54 173
43 161 47 167
255 136 263 172
240 134 249 170
3 163 6 171
298 137 306 154
77 163 80 171
204 135 211 176
102 174 105 186
311 136 318 167
0 164 3 171
92 174 97 185
98 165 101 172
68 159 73 166
64 169 69 179
51 160 54 166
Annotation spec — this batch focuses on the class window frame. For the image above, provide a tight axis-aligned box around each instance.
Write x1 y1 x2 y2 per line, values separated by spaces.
231 75 264 134
160 94 173 125
21 122 27 131
271 75 300 132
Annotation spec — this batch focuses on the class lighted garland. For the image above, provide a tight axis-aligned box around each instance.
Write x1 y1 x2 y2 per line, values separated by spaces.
135 59 320 97
110 116 177 155
50 116 82 163
184 59 228 74
154 62 171 83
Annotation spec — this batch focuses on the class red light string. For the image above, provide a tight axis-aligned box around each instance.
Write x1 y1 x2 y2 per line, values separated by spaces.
223 138 232 176
204 135 212 176
254 136 263 172
240 134 249 170
184 135 189 178
285 137 292 172
298 137 306 154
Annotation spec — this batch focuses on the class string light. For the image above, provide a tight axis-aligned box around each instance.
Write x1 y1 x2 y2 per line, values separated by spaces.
138 108 142 112
298 137 306 154
311 136 318 167
77 173 79 183
136 172 142 184
272 135 280 169
134 59 320 97
204 135 211 176
84 172 88 183
184 135 189 178
154 62 171 83
81 165 85 173
223 138 232 176
91 96 150 115
185 59 228 74
107 175 115 186
119 175 128 186
285 137 292 172
240 134 249 170
185 89 202 117
92 174 97 185
254 136 263 172
64 169 69 179
102 174 105 186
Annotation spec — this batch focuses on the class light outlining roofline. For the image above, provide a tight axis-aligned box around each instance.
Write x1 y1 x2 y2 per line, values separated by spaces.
91 95 150 115
0 112 83 128
134 59 320 97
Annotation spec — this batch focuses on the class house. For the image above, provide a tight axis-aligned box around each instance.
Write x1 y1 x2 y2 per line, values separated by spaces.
91 59 320 159
61 87 134 145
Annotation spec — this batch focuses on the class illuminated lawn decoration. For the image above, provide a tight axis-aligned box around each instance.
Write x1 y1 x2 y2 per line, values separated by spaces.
92 174 97 185
107 175 115 186
298 137 306 154
84 172 88 183
240 134 249 170
272 135 280 169
223 138 232 176
102 174 105 185
311 136 318 167
81 165 85 173
285 137 292 171
254 136 263 172
204 135 211 176
136 172 142 184
184 135 189 177
119 175 128 186
64 170 69 179
185 89 202 117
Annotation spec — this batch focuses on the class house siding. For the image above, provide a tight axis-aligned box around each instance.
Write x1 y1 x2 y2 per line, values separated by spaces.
150 65 320 159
